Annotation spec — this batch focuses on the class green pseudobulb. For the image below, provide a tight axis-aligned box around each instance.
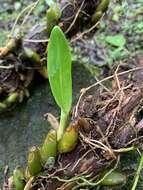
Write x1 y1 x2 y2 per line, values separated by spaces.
40 129 57 164
13 166 26 190
28 146 42 176
58 123 78 153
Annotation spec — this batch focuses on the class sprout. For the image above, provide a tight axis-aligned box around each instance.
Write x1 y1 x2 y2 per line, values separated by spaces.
46 2 61 34
40 129 57 164
58 123 78 153
13 166 26 190
6 92 18 104
47 26 72 141
28 146 43 176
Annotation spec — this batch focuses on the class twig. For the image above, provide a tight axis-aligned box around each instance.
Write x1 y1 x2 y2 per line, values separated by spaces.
0 65 14 69
126 135 143 145
24 39 49 43
71 149 93 172
65 0 85 34
94 75 111 93
71 13 105 43
114 64 121 90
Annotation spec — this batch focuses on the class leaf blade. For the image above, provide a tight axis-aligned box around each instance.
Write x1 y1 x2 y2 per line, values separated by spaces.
47 26 72 113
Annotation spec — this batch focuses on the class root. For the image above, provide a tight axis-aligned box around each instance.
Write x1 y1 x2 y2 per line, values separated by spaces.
74 65 143 117
131 154 143 190
10 1 40 37
65 0 85 34
71 13 105 43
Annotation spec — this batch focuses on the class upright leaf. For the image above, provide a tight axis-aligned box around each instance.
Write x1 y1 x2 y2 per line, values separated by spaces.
47 26 72 114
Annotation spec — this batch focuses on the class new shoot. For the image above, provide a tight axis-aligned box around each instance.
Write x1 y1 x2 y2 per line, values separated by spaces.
47 26 72 141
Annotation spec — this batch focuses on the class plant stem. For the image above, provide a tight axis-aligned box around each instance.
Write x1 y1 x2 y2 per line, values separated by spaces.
57 110 69 141
131 154 143 190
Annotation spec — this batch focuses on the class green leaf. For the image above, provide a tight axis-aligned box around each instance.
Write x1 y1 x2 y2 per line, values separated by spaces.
100 171 126 185
47 26 72 113
106 34 126 47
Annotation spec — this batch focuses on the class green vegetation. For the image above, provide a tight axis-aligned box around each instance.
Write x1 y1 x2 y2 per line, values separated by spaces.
47 26 72 141
131 154 143 190
58 124 78 153
1 1 143 190
27 146 43 176
40 129 57 164
74 0 143 72
13 167 26 190
12 26 77 190
105 34 126 48
100 171 126 186
46 3 61 34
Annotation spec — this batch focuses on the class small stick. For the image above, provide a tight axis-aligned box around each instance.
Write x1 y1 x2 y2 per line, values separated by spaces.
65 0 85 34
24 39 49 43
0 65 14 69
71 14 105 43
94 75 111 93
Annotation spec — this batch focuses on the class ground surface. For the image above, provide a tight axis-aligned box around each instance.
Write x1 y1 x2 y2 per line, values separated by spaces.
0 0 143 189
